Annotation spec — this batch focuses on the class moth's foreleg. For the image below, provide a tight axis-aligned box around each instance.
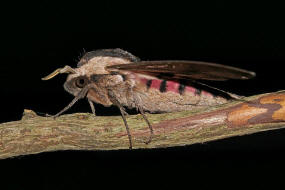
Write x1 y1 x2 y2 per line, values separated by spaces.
87 98 96 116
53 85 90 118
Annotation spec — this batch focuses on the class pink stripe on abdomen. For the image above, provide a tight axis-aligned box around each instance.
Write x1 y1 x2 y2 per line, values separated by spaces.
166 81 179 93
150 79 162 89
138 77 214 98
185 86 196 94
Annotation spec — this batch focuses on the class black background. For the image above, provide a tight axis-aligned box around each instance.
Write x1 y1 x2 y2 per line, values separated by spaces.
1 1 285 189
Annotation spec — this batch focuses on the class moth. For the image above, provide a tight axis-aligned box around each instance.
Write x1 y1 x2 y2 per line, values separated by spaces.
42 48 256 149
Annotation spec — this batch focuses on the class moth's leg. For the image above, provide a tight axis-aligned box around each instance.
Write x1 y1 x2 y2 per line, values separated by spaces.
119 107 129 116
53 85 90 118
87 98 96 116
131 90 154 145
108 90 133 149
137 105 153 144
119 106 133 149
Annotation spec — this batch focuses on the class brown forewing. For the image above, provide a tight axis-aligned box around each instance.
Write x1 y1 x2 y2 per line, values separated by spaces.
106 60 256 81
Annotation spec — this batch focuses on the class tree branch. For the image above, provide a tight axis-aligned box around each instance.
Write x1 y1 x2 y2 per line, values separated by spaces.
1 91 285 159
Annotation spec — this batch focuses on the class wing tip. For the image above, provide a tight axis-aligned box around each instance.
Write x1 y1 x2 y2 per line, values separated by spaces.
241 71 256 79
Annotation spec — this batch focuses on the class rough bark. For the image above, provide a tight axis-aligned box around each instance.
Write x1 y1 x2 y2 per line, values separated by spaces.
1 91 285 159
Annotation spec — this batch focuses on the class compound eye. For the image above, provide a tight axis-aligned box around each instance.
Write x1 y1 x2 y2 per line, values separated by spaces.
75 76 88 88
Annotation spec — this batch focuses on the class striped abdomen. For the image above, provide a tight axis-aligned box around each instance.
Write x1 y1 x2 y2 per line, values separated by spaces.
135 76 228 113
139 77 213 97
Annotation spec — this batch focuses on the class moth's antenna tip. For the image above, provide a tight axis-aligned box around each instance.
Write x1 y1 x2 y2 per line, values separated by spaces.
41 76 49 80
251 71 256 77
41 66 76 81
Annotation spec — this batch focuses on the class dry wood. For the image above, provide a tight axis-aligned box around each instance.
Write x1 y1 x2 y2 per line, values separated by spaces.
1 91 285 159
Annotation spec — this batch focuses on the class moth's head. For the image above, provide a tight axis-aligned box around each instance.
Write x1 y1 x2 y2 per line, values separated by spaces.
64 73 90 96
42 65 90 96
42 48 139 97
